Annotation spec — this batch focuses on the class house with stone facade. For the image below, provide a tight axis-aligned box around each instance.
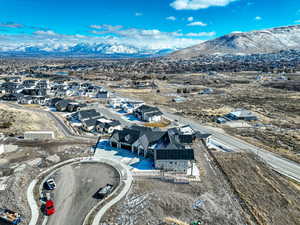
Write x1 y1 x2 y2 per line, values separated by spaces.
109 125 202 172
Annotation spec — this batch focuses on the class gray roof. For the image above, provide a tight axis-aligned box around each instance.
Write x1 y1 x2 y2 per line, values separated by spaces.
229 109 257 118
77 109 101 119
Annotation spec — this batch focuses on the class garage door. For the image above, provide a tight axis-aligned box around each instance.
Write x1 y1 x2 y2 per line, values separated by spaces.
111 142 118 148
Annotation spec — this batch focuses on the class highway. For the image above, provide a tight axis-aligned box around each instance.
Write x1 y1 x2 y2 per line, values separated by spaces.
161 109 300 182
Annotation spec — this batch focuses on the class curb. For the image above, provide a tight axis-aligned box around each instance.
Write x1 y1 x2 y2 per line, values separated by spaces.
26 157 132 225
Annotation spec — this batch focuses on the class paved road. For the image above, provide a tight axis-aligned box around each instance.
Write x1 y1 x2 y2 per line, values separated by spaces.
95 104 131 127
4 102 300 182
161 109 300 182
46 163 119 225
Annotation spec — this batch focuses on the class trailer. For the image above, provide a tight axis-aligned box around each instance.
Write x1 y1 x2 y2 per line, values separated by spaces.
0 208 21 225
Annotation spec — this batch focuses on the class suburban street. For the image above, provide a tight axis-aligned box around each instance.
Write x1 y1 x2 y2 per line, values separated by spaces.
5 101 300 182
46 163 119 225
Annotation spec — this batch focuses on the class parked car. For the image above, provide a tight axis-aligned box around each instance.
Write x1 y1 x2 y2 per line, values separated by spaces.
94 184 113 199
43 200 56 216
44 178 56 190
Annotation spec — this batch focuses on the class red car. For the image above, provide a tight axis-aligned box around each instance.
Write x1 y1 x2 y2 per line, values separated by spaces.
44 200 56 216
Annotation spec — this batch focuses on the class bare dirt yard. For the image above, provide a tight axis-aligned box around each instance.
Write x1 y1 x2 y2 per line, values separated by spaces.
100 143 251 225
0 103 64 138
214 152 300 225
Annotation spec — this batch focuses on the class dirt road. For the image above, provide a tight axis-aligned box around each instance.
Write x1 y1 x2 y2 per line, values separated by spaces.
46 163 120 225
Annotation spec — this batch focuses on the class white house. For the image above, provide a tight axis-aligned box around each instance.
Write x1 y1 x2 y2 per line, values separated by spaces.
154 149 195 172
108 98 124 109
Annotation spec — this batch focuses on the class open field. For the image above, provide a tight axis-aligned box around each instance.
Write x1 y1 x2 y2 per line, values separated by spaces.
214 152 300 225
100 142 250 225
0 103 64 138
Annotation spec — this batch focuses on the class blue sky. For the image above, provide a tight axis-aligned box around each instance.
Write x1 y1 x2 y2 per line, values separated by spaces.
0 0 300 51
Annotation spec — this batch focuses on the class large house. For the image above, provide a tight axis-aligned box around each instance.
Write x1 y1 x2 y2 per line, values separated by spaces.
55 99 83 112
73 109 101 122
95 118 121 134
226 109 258 121
109 125 202 172
96 90 110 99
121 101 144 113
133 105 163 122
154 149 195 172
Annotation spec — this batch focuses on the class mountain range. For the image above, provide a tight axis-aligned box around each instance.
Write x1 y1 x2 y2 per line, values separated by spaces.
1 25 300 58
171 25 300 58
0 42 175 58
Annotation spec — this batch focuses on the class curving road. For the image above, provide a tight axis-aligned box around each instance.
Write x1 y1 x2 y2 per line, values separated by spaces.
4 102 97 141
46 163 120 225
161 109 300 182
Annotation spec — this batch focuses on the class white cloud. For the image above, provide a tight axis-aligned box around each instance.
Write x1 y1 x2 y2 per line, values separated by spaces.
185 31 216 37
187 16 194 21
231 31 242 34
88 25 215 49
255 16 262 20
187 21 207 26
295 20 300 23
135 12 143 16
166 16 177 21
34 30 58 36
90 25 102 29
170 0 238 10
0 22 24 28
0 23 217 53
89 24 123 31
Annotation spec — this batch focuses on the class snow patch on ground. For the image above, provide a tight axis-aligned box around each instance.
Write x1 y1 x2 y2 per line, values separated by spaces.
95 140 154 171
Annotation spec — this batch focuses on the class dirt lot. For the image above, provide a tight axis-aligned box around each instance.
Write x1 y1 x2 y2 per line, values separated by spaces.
214 152 300 225
100 143 250 225
0 103 64 138
0 140 92 224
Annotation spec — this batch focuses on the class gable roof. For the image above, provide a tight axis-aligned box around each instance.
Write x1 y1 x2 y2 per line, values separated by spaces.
136 104 160 113
155 149 195 160
77 109 101 119
111 128 141 145
229 109 257 118
83 118 99 128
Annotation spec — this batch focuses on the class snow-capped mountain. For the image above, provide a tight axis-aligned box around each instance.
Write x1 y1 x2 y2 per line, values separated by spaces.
0 42 175 57
171 25 300 58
